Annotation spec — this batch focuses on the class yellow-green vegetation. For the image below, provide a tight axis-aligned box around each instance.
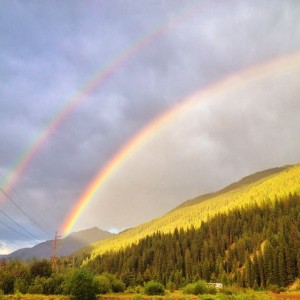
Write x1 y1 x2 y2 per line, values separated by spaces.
96 290 300 300
0 296 68 300
3 291 300 300
85 164 300 260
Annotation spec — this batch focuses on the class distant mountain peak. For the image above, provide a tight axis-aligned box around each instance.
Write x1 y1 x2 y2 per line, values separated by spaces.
2 227 112 260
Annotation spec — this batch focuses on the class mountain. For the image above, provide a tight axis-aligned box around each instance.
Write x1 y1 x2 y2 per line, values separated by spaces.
86 192 300 288
174 165 291 210
2 227 112 260
80 163 300 261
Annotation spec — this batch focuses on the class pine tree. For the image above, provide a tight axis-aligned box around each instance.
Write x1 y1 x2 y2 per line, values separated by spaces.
184 249 192 280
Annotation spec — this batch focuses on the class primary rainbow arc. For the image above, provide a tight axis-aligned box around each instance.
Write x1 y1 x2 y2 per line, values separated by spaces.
61 51 300 235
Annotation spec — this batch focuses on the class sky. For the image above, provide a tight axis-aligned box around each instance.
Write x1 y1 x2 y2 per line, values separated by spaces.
1 0 300 254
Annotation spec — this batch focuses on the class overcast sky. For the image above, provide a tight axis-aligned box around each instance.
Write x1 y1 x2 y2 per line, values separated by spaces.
1 0 300 254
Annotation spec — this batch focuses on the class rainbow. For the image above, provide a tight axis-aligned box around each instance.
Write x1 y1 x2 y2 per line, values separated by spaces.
61 51 300 235
0 2 205 202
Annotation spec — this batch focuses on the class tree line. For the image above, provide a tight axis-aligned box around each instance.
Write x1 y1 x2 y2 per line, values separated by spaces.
86 193 300 289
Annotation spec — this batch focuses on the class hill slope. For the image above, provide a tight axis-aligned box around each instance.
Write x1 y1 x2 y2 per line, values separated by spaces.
3 227 112 260
84 164 300 261
87 193 300 288
175 165 291 210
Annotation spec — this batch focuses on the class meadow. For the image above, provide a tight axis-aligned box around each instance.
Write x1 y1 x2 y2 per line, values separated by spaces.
2 291 300 300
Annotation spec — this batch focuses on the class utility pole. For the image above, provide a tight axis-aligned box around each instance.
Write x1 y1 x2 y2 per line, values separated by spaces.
51 231 61 272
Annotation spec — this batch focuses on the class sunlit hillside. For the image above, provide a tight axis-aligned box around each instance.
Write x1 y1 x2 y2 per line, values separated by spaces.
84 164 300 261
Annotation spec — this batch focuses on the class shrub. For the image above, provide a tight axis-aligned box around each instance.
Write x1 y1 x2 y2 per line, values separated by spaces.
93 274 111 294
135 285 144 294
206 285 217 295
30 259 52 278
144 280 165 295
194 280 208 295
219 286 236 295
14 278 28 294
268 284 280 294
111 279 125 293
70 269 97 300
182 280 208 295
28 276 46 294
166 281 176 292
183 283 195 294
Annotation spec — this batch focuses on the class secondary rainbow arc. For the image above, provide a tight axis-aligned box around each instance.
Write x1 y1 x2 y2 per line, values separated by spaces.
0 2 204 203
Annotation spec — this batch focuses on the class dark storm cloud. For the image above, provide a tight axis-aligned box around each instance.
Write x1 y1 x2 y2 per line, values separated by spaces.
0 0 300 252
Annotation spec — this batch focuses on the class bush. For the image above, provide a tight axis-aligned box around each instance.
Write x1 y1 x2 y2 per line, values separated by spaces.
166 281 176 292
268 284 280 294
93 274 111 294
14 278 28 294
28 276 46 294
135 285 144 294
70 269 97 300
30 259 52 278
144 280 165 295
111 279 125 293
182 280 208 295
219 286 236 295
206 285 217 295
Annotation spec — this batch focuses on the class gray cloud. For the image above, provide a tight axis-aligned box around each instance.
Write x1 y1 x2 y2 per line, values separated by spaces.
0 0 300 252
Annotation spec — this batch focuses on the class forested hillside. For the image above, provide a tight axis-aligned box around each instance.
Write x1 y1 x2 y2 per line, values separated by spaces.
83 164 300 258
86 193 300 288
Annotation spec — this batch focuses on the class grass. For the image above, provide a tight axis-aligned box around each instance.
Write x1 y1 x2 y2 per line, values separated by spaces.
97 290 300 300
1 295 69 300
2 291 300 300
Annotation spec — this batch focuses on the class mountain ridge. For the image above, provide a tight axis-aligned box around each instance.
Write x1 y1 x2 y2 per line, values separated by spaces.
174 165 291 210
1 227 112 260
81 163 300 261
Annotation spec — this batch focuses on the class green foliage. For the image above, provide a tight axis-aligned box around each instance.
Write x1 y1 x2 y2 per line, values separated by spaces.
0 269 14 294
28 276 46 294
182 280 208 295
14 278 28 294
111 278 125 293
144 280 165 295
166 281 176 292
206 285 217 295
267 284 280 294
219 286 236 295
30 259 52 278
200 295 215 300
70 269 97 300
93 274 111 294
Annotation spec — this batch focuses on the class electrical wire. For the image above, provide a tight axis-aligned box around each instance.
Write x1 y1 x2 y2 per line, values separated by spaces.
0 187 53 238
0 219 33 240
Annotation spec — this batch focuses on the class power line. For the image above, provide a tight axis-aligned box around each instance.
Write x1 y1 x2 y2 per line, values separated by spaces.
0 206 42 241
0 187 52 238
0 217 52 250
0 219 33 240
0 178 55 252
4 184 54 235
